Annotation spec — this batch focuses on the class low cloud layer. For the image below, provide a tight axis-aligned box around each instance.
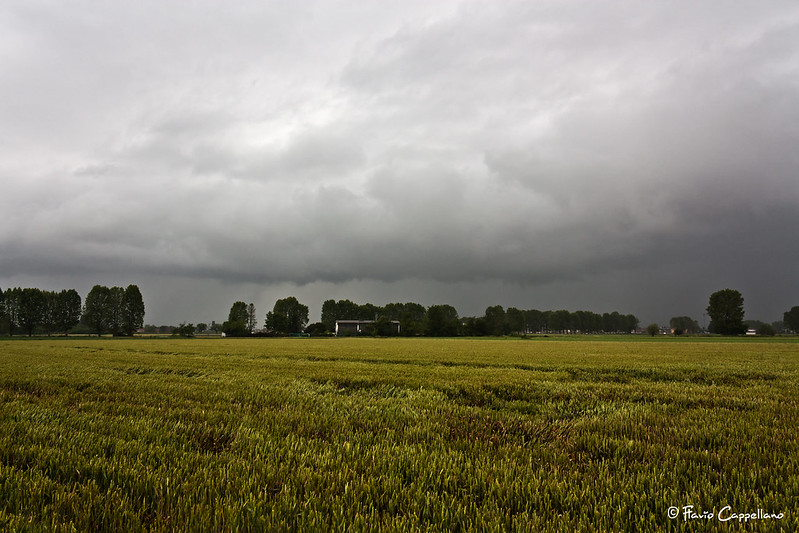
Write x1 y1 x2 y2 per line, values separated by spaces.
2 1 798 324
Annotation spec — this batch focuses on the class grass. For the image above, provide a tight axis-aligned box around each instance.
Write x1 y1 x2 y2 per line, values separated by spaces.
0 337 797 531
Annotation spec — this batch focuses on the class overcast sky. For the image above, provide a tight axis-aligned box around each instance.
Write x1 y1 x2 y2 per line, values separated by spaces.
2 1 798 326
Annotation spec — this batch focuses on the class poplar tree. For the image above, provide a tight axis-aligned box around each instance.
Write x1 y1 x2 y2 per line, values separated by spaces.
707 289 746 335
122 285 145 336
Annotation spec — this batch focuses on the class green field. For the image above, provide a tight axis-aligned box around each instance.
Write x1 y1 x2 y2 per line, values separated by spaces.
1 337 797 531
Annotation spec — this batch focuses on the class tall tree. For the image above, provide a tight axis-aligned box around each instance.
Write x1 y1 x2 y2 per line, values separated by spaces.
122 285 145 336
0 287 5 335
572 310 600 333
18 288 45 336
550 310 572 333
399 302 426 337
265 297 309 334
222 301 249 336
229 301 248 323
425 304 459 336
83 285 112 336
320 299 363 332
484 305 507 336
707 289 746 335
602 311 624 333
505 307 527 333
106 287 125 336
383 303 404 321
358 303 383 321
56 289 82 335
247 303 257 334
4 288 21 336
41 290 59 335
623 314 640 333
784 306 799 333
525 309 545 333
461 316 488 336
320 299 338 331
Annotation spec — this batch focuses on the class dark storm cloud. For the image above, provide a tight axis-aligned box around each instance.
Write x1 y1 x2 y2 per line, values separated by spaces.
2 1 799 324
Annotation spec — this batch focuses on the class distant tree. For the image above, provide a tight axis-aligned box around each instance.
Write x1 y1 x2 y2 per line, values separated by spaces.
549 310 572 333
32 289 79 336
173 323 196 337
263 309 279 333
744 320 765 332
358 303 382 321
461 316 488 336
784 306 799 333
304 322 327 336
571 310 596 333
602 311 628 333
646 323 659 337
591 311 606 333
0 287 5 335
18 288 45 336
339 300 361 320
756 323 775 336
320 299 362 331
484 305 507 336
196 323 208 334
83 285 112 336
4 288 21 336
40 290 58 335
525 309 545 333
229 301 248 323
122 285 145 336
382 303 404 321
103 287 123 335
247 303 257 334
707 289 746 335
265 297 309 335
425 304 459 336
592 311 606 333
505 307 526 334
222 301 249 336
373 315 395 336
669 316 700 335
76 285 140 337
623 314 640 333
396 302 426 336
320 299 338 331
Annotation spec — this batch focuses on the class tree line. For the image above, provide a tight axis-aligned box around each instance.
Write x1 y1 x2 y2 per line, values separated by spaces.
0 285 144 337
215 297 641 337
0 288 81 336
4 283 797 338
320 299 640 336
222 289 799 338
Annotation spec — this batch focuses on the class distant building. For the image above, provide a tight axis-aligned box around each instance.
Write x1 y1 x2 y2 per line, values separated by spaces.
335 320 400 336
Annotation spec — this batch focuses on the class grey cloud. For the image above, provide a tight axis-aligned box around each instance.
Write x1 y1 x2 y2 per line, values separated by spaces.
2 1 799 325
233 127 367 183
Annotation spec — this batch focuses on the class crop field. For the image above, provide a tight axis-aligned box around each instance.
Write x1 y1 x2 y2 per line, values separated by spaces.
1 337 797 532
